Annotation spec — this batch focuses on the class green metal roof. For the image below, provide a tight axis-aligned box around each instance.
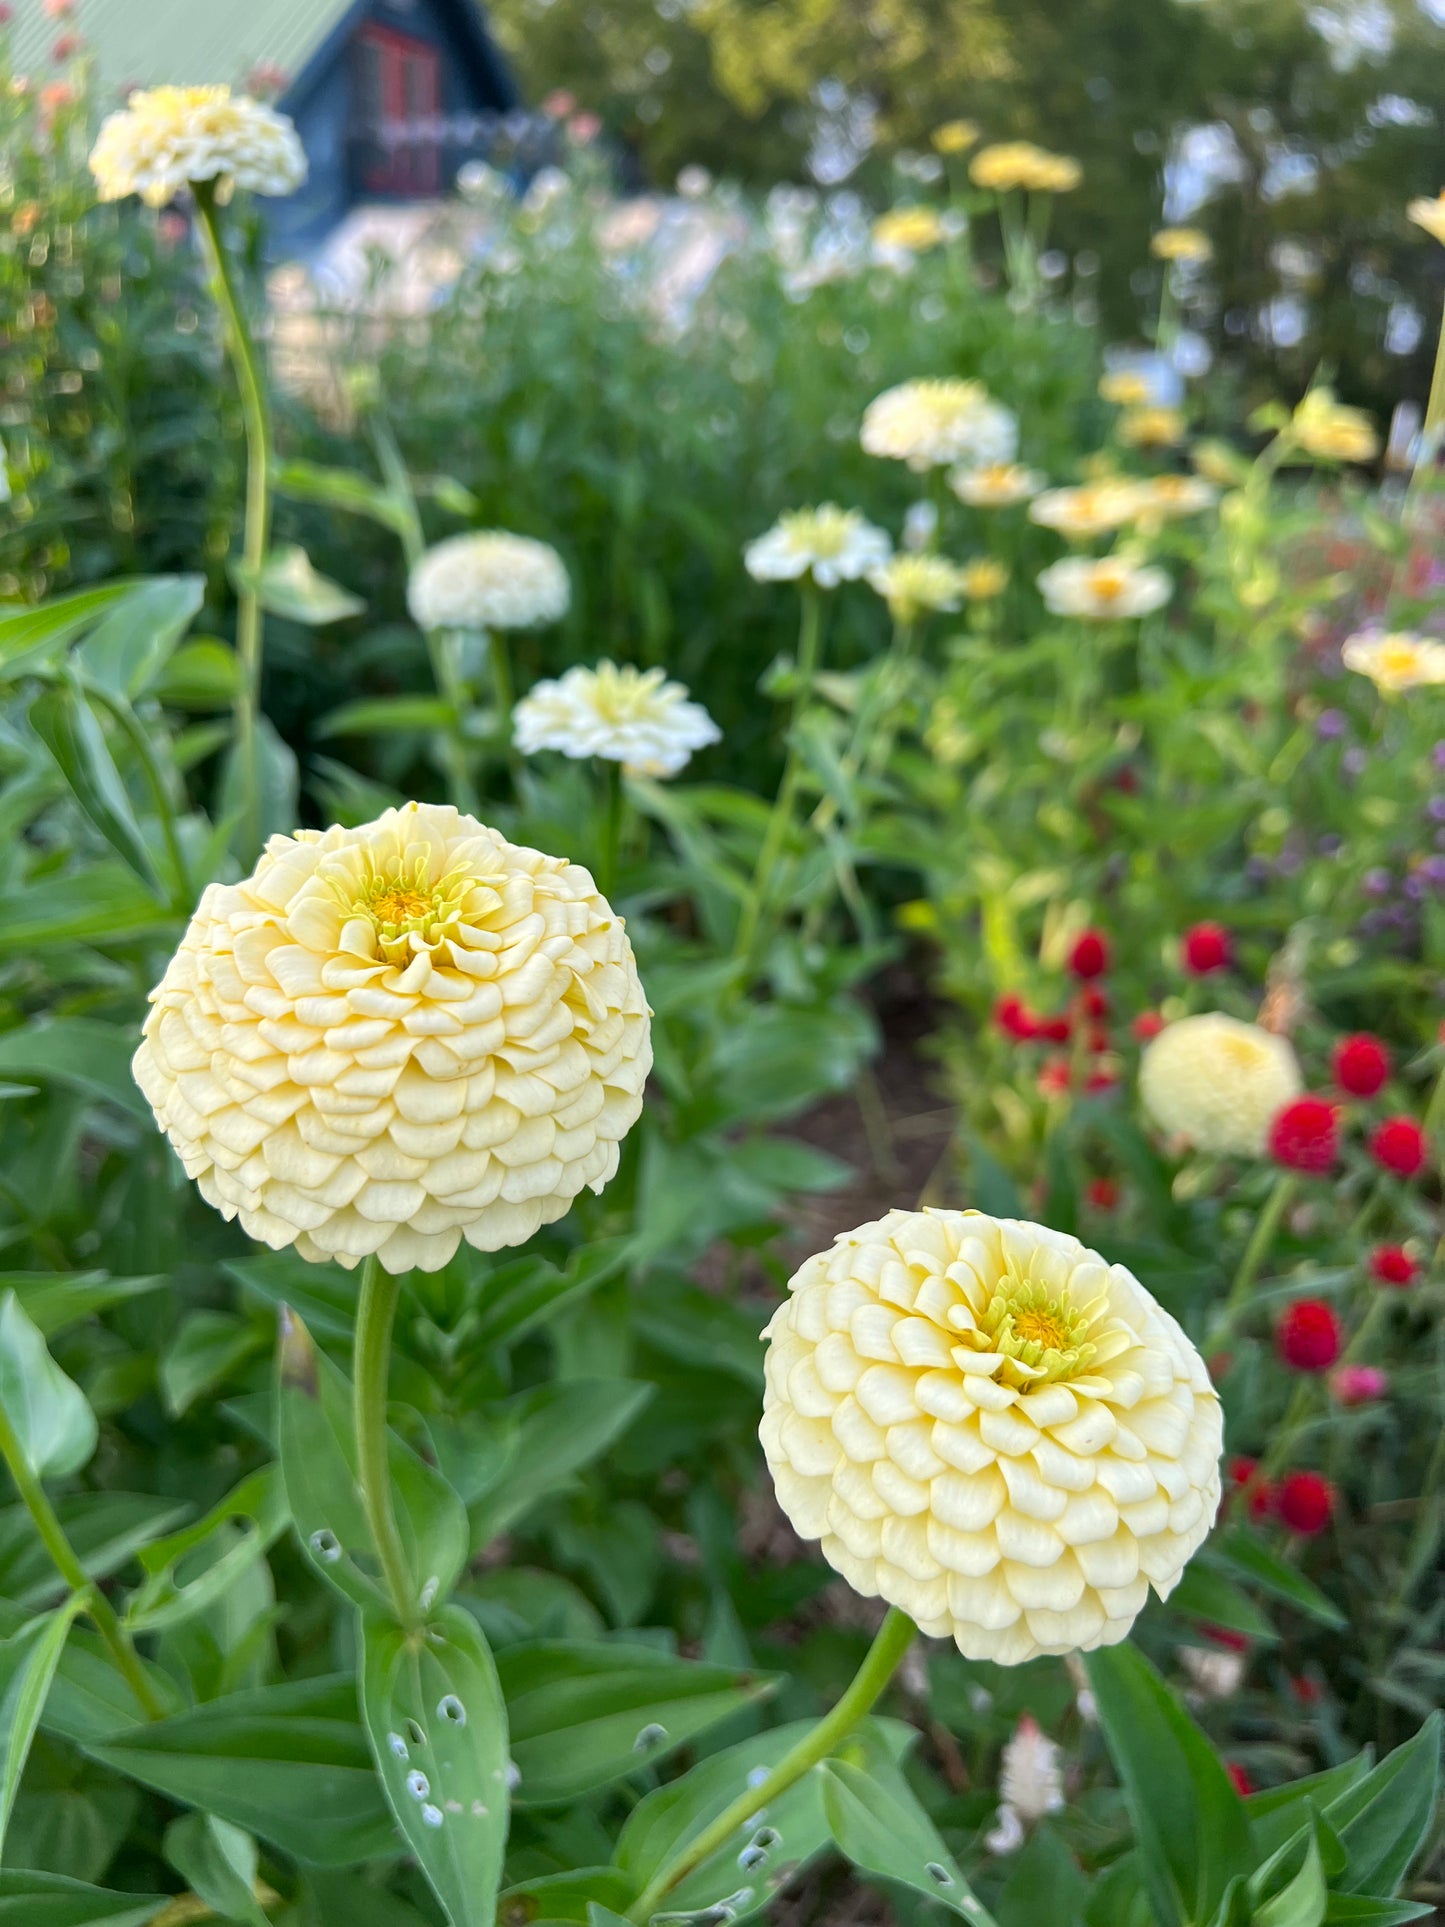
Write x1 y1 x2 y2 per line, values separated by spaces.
10 0 355 102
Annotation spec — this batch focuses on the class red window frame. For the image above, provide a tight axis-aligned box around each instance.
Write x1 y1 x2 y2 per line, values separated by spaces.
354 23 442 195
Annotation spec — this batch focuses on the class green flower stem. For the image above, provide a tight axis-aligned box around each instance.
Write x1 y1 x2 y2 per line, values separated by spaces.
1261 1377 1316 1480
625 1606 916 1923
732 581 825 973
192 187 272 865
1219 1170 1297 1330
86 682 191 904
598 758 625 899
808 613 914 845
0 1401 164 1720
353 1255 419 1631
1409 295 1445 489
488 628 522 781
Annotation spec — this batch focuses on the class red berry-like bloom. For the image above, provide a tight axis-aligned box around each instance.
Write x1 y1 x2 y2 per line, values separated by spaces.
1276 1298 1344 1373
1036 1014 1072 1044
1226 1763 1255 1796
1369 1243 1418 1288
1068 929 1110 980
1275 1470 1334 1536
1182 922 1233 975
1080 985 1110 1020
1133 1010 1165 1042
1038 1058 1072 1097
994 995 1037 1041
1086 1177 1119 1210
1227 1455 1273 1521
1267 1097 1338 1174
1370 1115 1428 1179
1332 1033 1390 1098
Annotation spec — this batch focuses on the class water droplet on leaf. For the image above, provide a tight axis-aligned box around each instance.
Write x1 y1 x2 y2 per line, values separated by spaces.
926 1863 954 1887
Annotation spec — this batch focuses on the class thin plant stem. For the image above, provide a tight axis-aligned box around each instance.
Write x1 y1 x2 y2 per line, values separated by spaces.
488 627 521 781
192 188 272 865
809 613 914 840
1261 1377 1315 1480
85 682 191 904
1408 296 1445 496
1220 1170 1297 1328
625 1607 916 1922
0 1403 164 1719
597 758 625 898
353 1255 419 1631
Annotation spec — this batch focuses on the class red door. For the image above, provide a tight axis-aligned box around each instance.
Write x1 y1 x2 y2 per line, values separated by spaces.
354 24 442 195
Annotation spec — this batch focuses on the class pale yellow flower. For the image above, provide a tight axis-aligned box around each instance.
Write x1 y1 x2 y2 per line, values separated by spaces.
1150 227 1212 263
862 379 1018 472
512 662 720 774
1119 406 1186 449
408 533 569 631
873 205 945 253
1291 388 1378 464
133 803 651 1273
744 506 891 587
1341 630 1445 694
1029 481 1148 541
1136 474 1219 520
932 119 980 156
1139 1013 1301 1158
89 86 306 207
760 1207 1223 1663
1098 370 1153 407
961 557 1009 599
951 462 1046 507
1407 192 1445 245
1038 555 1171 620
970 143 1080 194
867 554 968 622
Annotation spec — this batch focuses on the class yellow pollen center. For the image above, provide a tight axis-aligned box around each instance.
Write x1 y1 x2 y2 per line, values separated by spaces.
370 888 431 925
1013 1308 1068 1351
1382 643 1420 676
1092 571 1128 600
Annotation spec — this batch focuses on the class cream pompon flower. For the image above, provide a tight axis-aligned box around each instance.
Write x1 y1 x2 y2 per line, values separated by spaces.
407 532 569 632
1150 227 1212 263
89 86 306 206
744 506 891 587
512 661 721 776
1291 389 1378 464
970 143 1081 194
1139 1013 1301 1158
133 803 651 1273
867 554 968 622
761 1208 1223 1662
861 380 1018 473
951 462 1046 507
1038 556 1171 620
1029 481 1146 540
1407 192 1445 245
1342 630 1445 694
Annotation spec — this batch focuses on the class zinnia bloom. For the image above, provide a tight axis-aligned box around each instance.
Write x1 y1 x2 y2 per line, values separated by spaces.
861 379 1018 473
1276 1299 1343 1373
1118 406 1186 449
1151 227 1212 263
1342 631 1445 694
1139 1013 1302 1158
970 142 1080 194
867 553 967 623
407 532 569 632
951 462 1046 508
873 206 945 253
511 662 720 777
132 803 651 1273
1137 475 1219 521
1332 1033 1390 1098
760 1208 1223 1663
744 506 891 587
1274 1470 1333 1536
1291 389 1378 464
89 85 306 206
1098 370 1153 407
1407 191 1445 245
1181 922 1232 975
1029 481 1147 540
1369 1114 1428 1178
1038 556 1172 620
932 119 979 155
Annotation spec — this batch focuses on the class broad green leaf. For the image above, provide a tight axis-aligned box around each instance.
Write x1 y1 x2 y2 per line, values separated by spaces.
1247 1758 1371 1861
0 1494 190 1610
0 1020 149 1122
466 1380 653 1545
219 712 299 856
360 1605 510 1927
587 1910 632 1927
0 1273 165 1341
317 697 457 740
277 1307 469 1615
818 1755 995 1922
0 1293 97 1480
159 1311 268 1418
0 866 177 953
469 1238 631 1354
0 1870 164 1925
128 1468 287 1635
0 588 133 681
226 1253 360 1341
30 681 162 892
153 640 242 709
1169 1565 1277 1643
72 575 205 697
89 1674 392 1865
995 1823 1090 1927
1327 1712 1440 1895
165 1811 270 1927
271 459 411 534
1208 1530 1346 1629
498 1641 777 1804
0 1597 85 1856
235 546 366 626
290 1871 440 1925
1256 1826 1328 1927
0 1601 171 1742
1322 1901 1433 1925
1085 1642 1252 1927
496 1869 634 1924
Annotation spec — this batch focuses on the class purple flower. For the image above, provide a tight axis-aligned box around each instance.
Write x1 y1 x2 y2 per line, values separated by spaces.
1316 834 1344 857
1429 796 1445 823
1404 873 1427 900
1434 741 1445 771
1362 867 1392 899
1422 855 1445 890
1316 708 1347 740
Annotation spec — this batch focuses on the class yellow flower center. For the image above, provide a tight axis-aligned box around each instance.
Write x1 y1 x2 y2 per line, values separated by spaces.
1091 570 1128 602
1381 642 1422 677
961 1272 1101 1389
370 887 432 925
1013 1307 1068 1350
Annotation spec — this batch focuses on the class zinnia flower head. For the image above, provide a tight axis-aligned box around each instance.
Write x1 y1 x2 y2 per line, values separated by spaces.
867 553 967 623
861 379 1018 473
873 205 945 253
1099 370 1153 407
1332 1033 1390 1098
407 532 569 632
932 119 979 155
760 1207 1223 1663
1407 191 1445 245
1181 922 1232 975
1038 556 1171 620
1136 474 1219 522
1369 1243 1417 1287
1151 226 1212 263
89 86 307 206
511 662 720 777
1291 388 1378 464
1369 1114 1428 1178
1139 1013 1302 1158
970 142 1080 194
1029 481 1147 540
1276 1299 1343 1373
1118 406 1186 449
951 462 1046 507
1342 630 1445 694
1274 1469 1333 1536
1268 1097 1338 1174
960 557 1009 600
132 803 652 1274
744 505 891 587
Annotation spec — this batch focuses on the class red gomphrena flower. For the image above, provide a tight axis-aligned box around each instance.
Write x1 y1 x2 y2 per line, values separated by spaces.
1087 1026 1111 1054
1370 1115 1428 1179
994 995 1038 1042
1275 1470 1334 1536
1038 1058 1072 1097
1267 1097 1338 1174
1291 1673 1323 1707
1182 922 1233 975
1331 1364 1388 1407
1085 1067 1120 1093
1068 929 1111 980
1332 1033 1390 1099
1369 1243 1418 1288
1080 985 1110 1020
1132 1010 1165 1042
1227 1455 1273 1521
51 31 79 59
1202 1624 1250 1654
1036 1014 1072 1044
1086 1177 1119 1210
1226 1763 1255 1796
1276 1299 1343 1373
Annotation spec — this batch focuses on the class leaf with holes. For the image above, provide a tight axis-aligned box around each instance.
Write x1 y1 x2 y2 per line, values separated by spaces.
0 1292 97 1480
819 1755 995 1922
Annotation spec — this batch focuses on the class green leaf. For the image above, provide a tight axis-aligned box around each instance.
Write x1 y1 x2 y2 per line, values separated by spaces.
1322 1901 1433 1925
0 1600 170 1742
1327 1712 1440 1895
153 640 242 709
89 1674 392 1865
0 587 134 682
995 1823 1090 1927
30 682 162 892
317 697 456 740
465 1380 653 1545
1085 1642 1253 1927
277 1307 469 1614
496 1870 634 1924
1209 1529 1346 1629
1169 1564 1277 1643
219 712 299 854
164 1811 270 1927
159 1311 268 1419
1246 1759 1371 1861
72 575 205 697
0 1272 165 1341
0 1870 164 1926
128 1468 288 1635
498 1641 777 1805
226 1253 360 1342
234 546 366 626
0 1494 189 1610
0 1292 97 1480
1256 1825 1328 1927
469 1238 632 1354
0 1597 86 1857
359 1605 510 1927
818 1755 995 1921
0 1019 149 1122
0 866 177 952
271 460 411 534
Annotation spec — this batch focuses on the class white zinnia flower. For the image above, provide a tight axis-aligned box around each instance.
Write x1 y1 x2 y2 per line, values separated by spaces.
1028 482 1148 540
861 379 1018 473
951 462 1046 507
1038 556 1172 620
760 1207 1224 1664
1136 475 1219 521
407 532 569 632
89 86 307 207
512 662 720 777
744 506 891 588
867 553 967 623
1341 630 1445 694
132 803 651 1274
1139 1013 1302 1159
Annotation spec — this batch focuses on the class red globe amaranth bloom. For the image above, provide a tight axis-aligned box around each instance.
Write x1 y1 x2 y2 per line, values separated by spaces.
1370 1115 1428 1179
1068 929 1111 980
1203 1625 1250 1655
1036 1014 1072 1044
1276 1298 1344 1373
1291 1674 1323 1707
1227 1455 1273 1521
1085 1066 1120 1094
1226 1763 1255 1796
994 995 1038 1042
1331 1364 1388 1407
1132 1010 1165 1042
1086 1177 1119 1210
1275 1470 1334 1536
1369 1244 1418 1288
1332 1033 1390 1098
1080 986 1110 1020
1267 1097 1338 1174
1182 922 1233 975
1038 1058 1072 1097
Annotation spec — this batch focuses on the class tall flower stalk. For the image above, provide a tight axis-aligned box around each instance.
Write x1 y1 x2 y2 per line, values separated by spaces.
353 1255 420 1630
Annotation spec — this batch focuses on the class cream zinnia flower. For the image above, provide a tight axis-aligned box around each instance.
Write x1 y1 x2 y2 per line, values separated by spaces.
89 86 306 206
1139 1013 1301 1158
407 533 569 632
1136 474 1219 521
951 462 1046 507
1342 630 1445 694
512 662 720 776
1119 406 1186 449
1029 481 1147 540
873 206 945 253
1038 556 1171 620
961 558 1009 600
867 554 967 623
970 143 1081 194
861 380 1018 473
1407 192 1445 245
133 803 650 1273
761 1208 1223 1663
1099 370 1153 407
1151 227 1212 263
744 506 891 587
932 119 980 155
1291 389 1378 464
